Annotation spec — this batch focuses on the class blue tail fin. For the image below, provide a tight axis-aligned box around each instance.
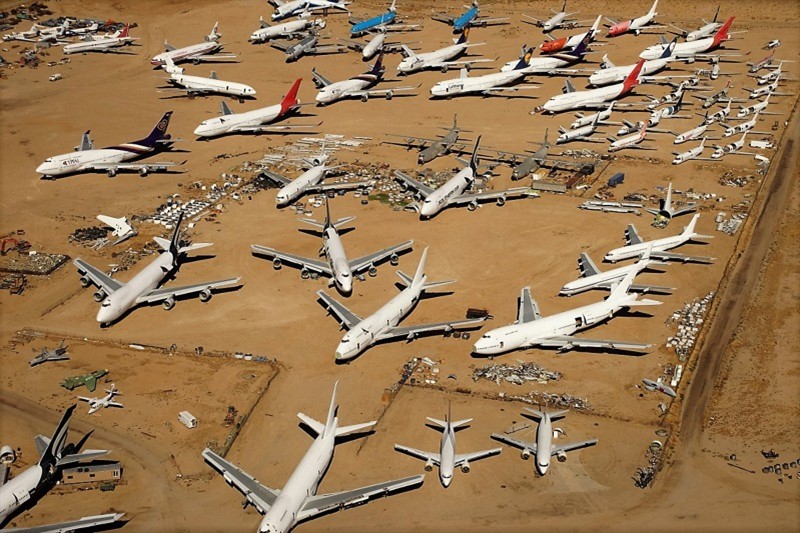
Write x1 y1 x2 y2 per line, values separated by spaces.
132 111 173 147
512 47 534 70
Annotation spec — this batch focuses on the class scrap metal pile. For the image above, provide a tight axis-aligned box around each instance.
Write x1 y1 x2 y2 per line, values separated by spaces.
665 292 715 361
472 361 561 386
633 440 664 489
257 134 371 169
69 226 111 248
506 391 591 411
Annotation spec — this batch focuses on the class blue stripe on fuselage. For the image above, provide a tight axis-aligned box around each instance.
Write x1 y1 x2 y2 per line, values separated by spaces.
351 12 396 35
453 8 478 31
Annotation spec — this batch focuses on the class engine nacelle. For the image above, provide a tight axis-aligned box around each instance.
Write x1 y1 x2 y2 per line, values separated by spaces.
461 461 471 474
467 200 478 212
496 197 506 207
424 460 434 472
163 296 176 310
106 168 117 178
273 258 282 270
79 276 91 288
685 57 696 64
389 253 399 266
139 167 149 177
521 449 531 460
556 450 567 463
199 288 212 302
93 290 106 302
360 93 369 102
385 90 393 100
300 269 310 279
368 265 378 277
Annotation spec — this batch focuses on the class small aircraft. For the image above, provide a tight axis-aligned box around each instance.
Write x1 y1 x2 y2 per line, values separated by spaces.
63 24 138 54
60 370 108 392
524 1 589 33
747 50 777 73
35 112 180 179
431 0 509 33
607 124 654 152
745 77 789 99
151 22 236 66
394 404 502 487
606 0 662 37
250 13 325 43
556 113 606 144
672 137 708 164
736 95 776 118
97 214 137 244
161 57 256 99
269 0 350 21
722 110 769 137
668 5 722 42
570 101 616 129
271 29 347 62
397 28 489 74
312 53 417 105
763 39 781 50
74 213 242 325
430 48 536 98
539 14 602 54
30 340 70 366
604 214 714 263
711 131 755 159
78 384 124 415
316 248 488 362
693 80 743 109
702 99 733 124
752 61 792 85
385 114 472 164
643 378 676 397
251 200 413 295
492 408 597 476
560 246 672 296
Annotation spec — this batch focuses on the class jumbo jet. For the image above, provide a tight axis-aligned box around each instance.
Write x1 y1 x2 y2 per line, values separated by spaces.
606 0 661 37
161 57 256 99
669 5 721 42
250 14 325 43
645 182 697 224
394 138 532 218
500 33 592 74
539 15 602 54
541 59 645 113
252 200 413 295
431 1 508 33
151 22 236 66
639 17 735 60
559 246 672 296
35 111 180 179
194 79 316 138
394 405 501 487
588 39 678 86
524 1 587 33
74 213 241 325
63 24 137 54
316 248 488 362
430 49 536 97
203 382 424 533
492 408 597 476
312 53 417 105
271 30 347 62
270 0 349 21
78 384 124 414
0 405 110 526
397 28 489 74
604 214 714 263
672 137 708 164
472 268 661 357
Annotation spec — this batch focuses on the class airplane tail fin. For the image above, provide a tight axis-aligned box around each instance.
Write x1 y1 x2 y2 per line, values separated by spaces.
648 0 659 16
411 246 429 286
371 51 385 76
712 4 720 23
660 37 678 59
713 16 734 45
572 33 591 57
682 213 700 236
469 135 481 174
512 47 534 70
132 111 173 148
38 404 76 468
325 380 340 434
455 27 469 45
664 182 673 210
119 24 129 39
280 78 303 115
623 59 645 92
524 407 569 421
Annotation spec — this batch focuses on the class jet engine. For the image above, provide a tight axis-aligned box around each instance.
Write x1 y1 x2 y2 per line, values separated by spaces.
199 288 212 302
368 265 378 277
556 450 567 463
139 168 149 177
300 269 310 279
461 461 471 473
273 258 282 270
521 449 531 460
80 276 91 288
467 200 478 211
93 290 106 302
424 460 434 472
360 93 369 102
389 253 399 266
385 90 393 100
496 197 506 207
162 296 176 310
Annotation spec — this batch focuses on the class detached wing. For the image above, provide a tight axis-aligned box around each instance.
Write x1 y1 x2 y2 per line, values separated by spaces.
74 258 123 295
394 170 435 197
349 240 414 273
136 277 241 304
317 290 363 329
251 245 332 276
2 513 125 533
202 448 280 515
535 335 652 353
394 444 441 465
552 439 598 455
377 317 488 341
454 447 502 466
297 475 424 522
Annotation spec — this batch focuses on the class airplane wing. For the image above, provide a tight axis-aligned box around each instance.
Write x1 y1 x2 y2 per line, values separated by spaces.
348 86 418 99
454 447 502 466
534 335 652 353
516 286 541 324
394 444 441 465
317 290 363 329
296 475 425 522
90 161 181 173
649 250 715 263
473 16 510 27
251 245 332 276
625 224 643 245
313 180 372 193
202 448 280 514
57 450 110 466
394 170 435 197
233 122 323 134
431 13 456 24
73 258 123 295
311 68 334 88
260 169 292 186
450 187 534 205
77 396 93 402
3 513 125 533
427 58 494 70
108 401 124 408
490 433 537 454
191 53 237 62
384 134 441 149
311 43 349 54
270 40 292 52
596 281 674 295
377 317 488 341
552 439 598 455
136 277 241 304
348 240 414 274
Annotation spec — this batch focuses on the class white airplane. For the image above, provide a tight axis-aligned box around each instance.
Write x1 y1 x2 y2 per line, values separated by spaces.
643 378 677 397
560 246 672 296
500 33 592 74
312 53 416 105
74 213 241 325
607 124 654 152
203 382 424 533
270 0 350 21
669 5 722 42
342 29 408 62
63 24 137 54
701 100 733 126
604 214 714 263
672 137 708 164
747 50 780 73
640 17 735 60
397 28 488 74
317 248 488 362
541 59 645 113
0 405 110 526
745 78 789 99
737 95 775 118
524 0 586 32
194 79 316 138
271 30 347 62
151 22 236 66
472 267 660 357
711 131 755 159
645 183 698 224
492 408 597 476
556 113 605 144
394 404 501 487
78 384 124 415
673 123 709 144
394 138 532 218
252 201 413 295
35 112 180 179
570 102 615 129
722 111 767 137
161 57 256 99
97 214 137 244
588 40 677 87
752 61 791 85
606 0 661 37
250 14 325 43
430 48 536 97
538 15 602 54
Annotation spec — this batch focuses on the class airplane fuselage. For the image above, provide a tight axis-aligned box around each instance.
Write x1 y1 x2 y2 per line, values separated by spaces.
605 234 693 262
323 226 353 294
63 35 131 54
687 22 720 42
397 43 468 73
543 12 567 32
420 167 473 217
170 73 256 97
95 252 174 324
430 70 524 97
543 80 630 113
251 19 309 42
453 7 479 32
608 131 645 152
672 143 704 164
351 11 396 36
560 263 644 296
438 426 456 487
316 76 375 104
737 98 769 118
640 34 722 60
556 122 597 143
674 124 707 144
535 414 554 475
194 103 284 137
276 165 329 205
589 57 667 86
607 10 656 37
36 145 152 177
151 41 221 66
0 464 45 525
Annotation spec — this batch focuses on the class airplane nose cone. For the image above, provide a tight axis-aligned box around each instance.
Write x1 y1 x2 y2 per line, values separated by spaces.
193 125 207 136
442 477 452 488
35 163 47 174
96 306 117 325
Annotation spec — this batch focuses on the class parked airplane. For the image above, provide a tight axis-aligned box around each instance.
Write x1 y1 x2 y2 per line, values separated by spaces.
385 114 471 164
736 95 774 118
316 248 488 361
607 124 654 152
193 79 313 138
151 22 236 66
63 24 137 54
500 32 592 74
722 111 767 137
349 0 414 36
752 61 792 85
669 5 722 41
639 17 735 60
492 408 597 476
430 49 536 97
711 131 754 159
78 384 123 414
672 137 708 164
763 39 781 50
394 138 532 218
312 53 417 104
395 405 501 487
473 267 660 356
539 15 602 54
252 201 412 295
397 28 489 74
342 28 411 61
97 214 137 244
0 405 110 526
271 29 347 62
35 112 180 179
74 213 241 325
693 80 744 109
250 14 325 43
702 98 733 124
642 378 677 397
646 183 697 225
747 50 778 73
29 340 70 367
477 130 594 179
431 0 508 32
588 39 678 87
203 382 424 533
570 101 616 129
604 214 714 263
524 1 587 33
541 59 645 113
270 0 350 21
606 0 661 37
556 113 606 144
161 57 256 99
60 370 108 393
560 246 672 296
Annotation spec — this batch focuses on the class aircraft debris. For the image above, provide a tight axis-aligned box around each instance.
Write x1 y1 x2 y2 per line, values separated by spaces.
664 292 714 360
472 361 561 386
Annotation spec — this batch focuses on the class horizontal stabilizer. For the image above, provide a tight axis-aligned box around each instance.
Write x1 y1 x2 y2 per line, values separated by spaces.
297 412 325 436
524 408 569 421
449 417 473 429
425 417 447 428
179 242 213 254
335 421 376 437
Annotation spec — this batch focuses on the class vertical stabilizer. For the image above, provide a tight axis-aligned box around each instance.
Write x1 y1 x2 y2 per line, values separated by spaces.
280 78 303 114
39 405 76 467
412 247 429 286
325 380 340 434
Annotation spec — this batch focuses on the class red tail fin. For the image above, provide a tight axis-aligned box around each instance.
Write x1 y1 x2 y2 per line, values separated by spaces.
622 59 645 93
280 78 302 115
712 16 734 46
119 24 129 39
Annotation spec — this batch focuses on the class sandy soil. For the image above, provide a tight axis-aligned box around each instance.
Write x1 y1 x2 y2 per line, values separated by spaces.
0 0 798 531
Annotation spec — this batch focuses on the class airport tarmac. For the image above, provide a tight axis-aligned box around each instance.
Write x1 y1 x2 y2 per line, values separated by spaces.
0 0 798 531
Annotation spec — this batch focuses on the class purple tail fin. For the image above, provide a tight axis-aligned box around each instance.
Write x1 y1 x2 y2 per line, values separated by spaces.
132 111 173 147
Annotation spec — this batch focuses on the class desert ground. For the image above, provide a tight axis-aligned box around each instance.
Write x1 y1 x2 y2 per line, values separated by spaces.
0 0 798 531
